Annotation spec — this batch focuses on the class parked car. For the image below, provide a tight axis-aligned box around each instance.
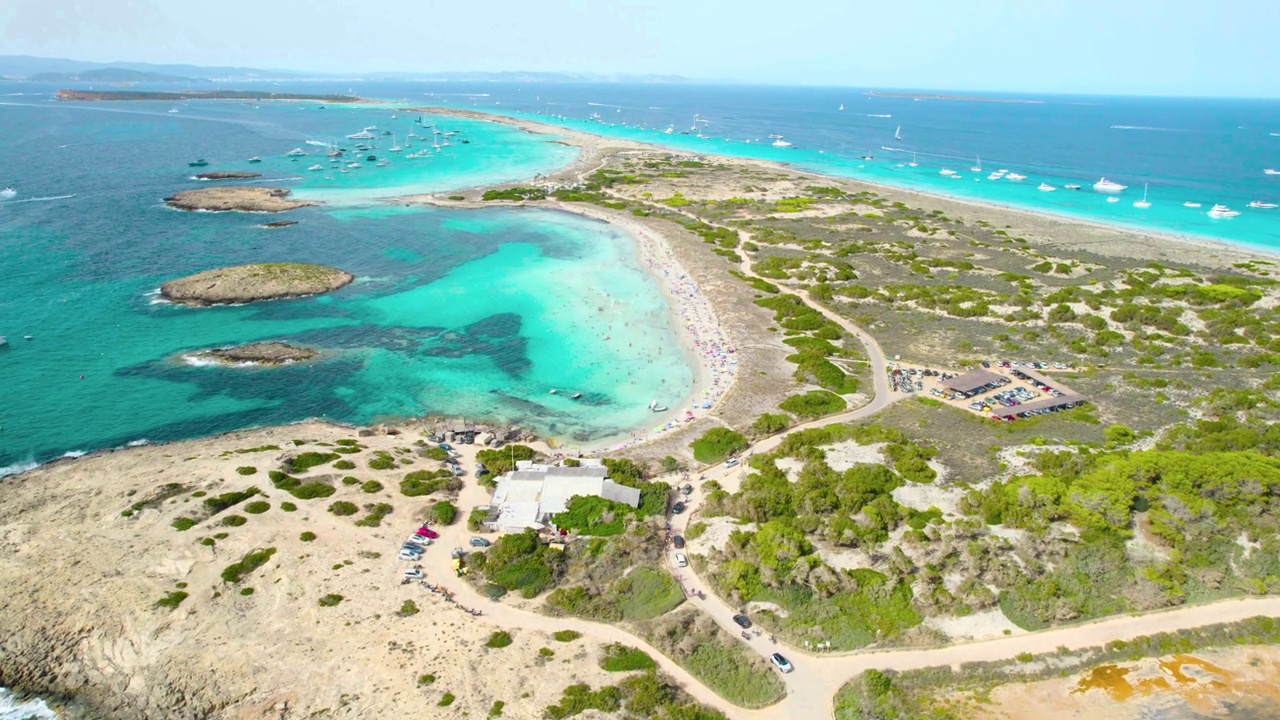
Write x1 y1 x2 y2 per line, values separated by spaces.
398 549 423 561
725 457 740 467
403 567 425 580
438 443 453 451
732 614 752 629
671 501 686 514
674 553 688 568
770 653 794 673
673 535 685 549
469 536 491 547
416 527 440 539
681 484 693 496
981 360 991 368
406 536 431 547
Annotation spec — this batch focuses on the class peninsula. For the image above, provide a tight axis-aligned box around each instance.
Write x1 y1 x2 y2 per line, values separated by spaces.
160 263 354 306
165 186 318 213
56 89 365 103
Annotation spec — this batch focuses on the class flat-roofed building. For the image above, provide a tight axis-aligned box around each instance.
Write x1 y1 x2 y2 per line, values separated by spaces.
940 368 1009 397
487 459 641 533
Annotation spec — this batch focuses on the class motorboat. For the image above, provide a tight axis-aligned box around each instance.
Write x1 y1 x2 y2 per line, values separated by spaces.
1133 183 1151 209
1038 183 1056 192
1064 184 1082 190
772 139 792 147
1184 201 1202 208
1093 177 1127 193
861 153 874 160
187 159 208 167
1006 173 1026 181
1249 200 1278 209
286 148 306 157
1208 204 1241 218
247 156 261 164
308 165 323 171
1106 197 1120 203
939 168 956 176
0 187 15 199
571 392 582 399
1265 169 1280 175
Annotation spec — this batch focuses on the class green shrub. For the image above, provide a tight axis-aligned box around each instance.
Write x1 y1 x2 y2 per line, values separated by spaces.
341 475 361 485
486 630 514 648
476 445 536 477
480 530 564 598
244 500 270 514
691 427 750 464
300 531 317 542
333 459 355 470
438 693 456 707
222 514 247 527
355 503 394 527
200 537 216 546
423 447 450 461
553 630 582 642
203 487 261 514
600 643 656 672
289 482 336 500
468 507 491 532
368 451 396 470
401 469 461 497
221 547 277 583
539 647 555 658
361 479 384 494
431 500 459 525
750 413 792 437
318 593 344 607
172 517 197 531
779 389 848 418
329 501 359 516
289 452 339 472
418 673 436 686
399 599 420 617
280 501 297 512
240 587 255 596
235 466 257 476
155 591 188 610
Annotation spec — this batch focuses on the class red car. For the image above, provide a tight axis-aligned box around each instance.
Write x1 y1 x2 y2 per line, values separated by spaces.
416 527 440 540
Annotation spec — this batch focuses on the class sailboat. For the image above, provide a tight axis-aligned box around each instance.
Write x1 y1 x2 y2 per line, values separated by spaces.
389 133 403 153
1133 183 1152 209
894 126 902 141
908 153 918 167
971 155 982 172
838 104 844 111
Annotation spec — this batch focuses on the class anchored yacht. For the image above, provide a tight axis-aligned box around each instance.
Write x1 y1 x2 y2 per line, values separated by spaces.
1093 177 1127 193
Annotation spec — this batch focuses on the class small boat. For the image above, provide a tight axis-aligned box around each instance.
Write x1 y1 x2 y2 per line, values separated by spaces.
838 104 844 111
549 389 557 395
167 108 179 114
247 156 261 164
908 153 918 167
1006 173 1027 181
1133 183 1152 208
1184 201 1202 208
1093 177 1127 193
1265 169 1280 175
861 152 874 160
1038 183 1056 192
366 155 377 162
939 169 956 176
286 148 306 157
0 187 15 199
1064 184 1082 190
187 159 208 167
377 160 389 167
771 139 792 147
571 392 582 399
1106 197 1120 203
1249 200 1278 209
0 336 7 347
894 126 902 141
971 154 982 172
308 164 323 171
1209 204 1241 218
987 173 1003 180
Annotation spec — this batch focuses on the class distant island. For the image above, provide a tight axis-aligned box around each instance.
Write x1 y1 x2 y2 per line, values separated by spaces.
864 91 1045 104
194 171 261 180
185 341 319 366
165 186 318 213
161 263 354 306
57 89 365 103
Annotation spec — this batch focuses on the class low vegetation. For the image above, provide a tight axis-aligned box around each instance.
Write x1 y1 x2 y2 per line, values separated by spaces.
600 643 656 672
691 427 749 464
221 547 277 584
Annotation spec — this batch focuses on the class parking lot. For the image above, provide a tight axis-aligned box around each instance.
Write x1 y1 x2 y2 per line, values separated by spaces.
888 360 1086 422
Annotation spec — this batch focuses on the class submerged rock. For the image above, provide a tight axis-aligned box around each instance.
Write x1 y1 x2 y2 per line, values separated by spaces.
259 220 298 229
164 186 318 213
160 263 354 306
187 342 319 366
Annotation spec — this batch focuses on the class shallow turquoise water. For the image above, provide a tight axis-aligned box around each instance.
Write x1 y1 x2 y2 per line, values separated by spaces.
0 98 691 469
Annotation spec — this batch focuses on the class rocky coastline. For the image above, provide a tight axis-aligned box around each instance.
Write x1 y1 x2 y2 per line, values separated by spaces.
184 342 319 366
164 186 318 213
160 263 354 306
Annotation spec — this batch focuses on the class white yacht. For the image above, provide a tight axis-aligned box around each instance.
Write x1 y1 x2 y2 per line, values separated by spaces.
1183 201 1202 208
0 187 15 199
1208 204 1241 218
1106 197 1120 203
286 148 306 157
1064 184 1082 190
1093 177 1127 193
1265 169 1280 175
1249 200 1278 209
939 168 956 176
308 164 323 171
1133 183 1151 209
1006 173 1027 181
987 173 1004 180
771 138 792 147
1038 183 1056 192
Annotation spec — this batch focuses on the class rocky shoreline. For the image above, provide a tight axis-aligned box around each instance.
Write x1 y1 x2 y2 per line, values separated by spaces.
164 186 318 213
160 263 354 306
193 171 261 180
185 342 319 366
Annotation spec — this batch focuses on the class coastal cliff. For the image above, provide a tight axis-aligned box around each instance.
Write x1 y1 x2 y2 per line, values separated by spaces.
160 263 353 306
164 186 317 213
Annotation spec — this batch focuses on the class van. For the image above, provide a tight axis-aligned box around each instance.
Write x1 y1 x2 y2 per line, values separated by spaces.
674 553 688 568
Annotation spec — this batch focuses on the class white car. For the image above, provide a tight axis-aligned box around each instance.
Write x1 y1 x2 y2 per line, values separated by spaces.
406 536 432 547
403 567 424 580
398 549 423 561
674 553 688 568
770 653 794 673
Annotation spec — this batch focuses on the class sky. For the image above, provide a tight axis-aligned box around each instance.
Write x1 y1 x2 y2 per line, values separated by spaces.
1 0 1277 97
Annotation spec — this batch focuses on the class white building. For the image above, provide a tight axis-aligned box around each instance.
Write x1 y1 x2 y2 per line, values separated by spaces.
487 459 641 533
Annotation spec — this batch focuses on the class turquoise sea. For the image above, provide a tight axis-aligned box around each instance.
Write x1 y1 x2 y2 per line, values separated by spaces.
0 94 693 470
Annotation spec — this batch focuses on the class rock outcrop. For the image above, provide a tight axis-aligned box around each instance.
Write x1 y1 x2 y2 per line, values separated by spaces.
160 263 353 306
164 186 318 213
186 342 318 366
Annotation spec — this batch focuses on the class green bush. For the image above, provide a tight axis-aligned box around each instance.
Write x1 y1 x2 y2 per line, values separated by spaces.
341 475 361 485
289 452 339 472
431 500 459 525
244 500 270 514
289 482 336 500
423 447 450 461
222 514 247 527
779 389 848 418
553 630 582 642
172 517 197 531
468 507 490 532
355 503 394 527
401 469 461 497
235 466 257 476
203 487 261 514
361 479 384 493
418 673 436 685
476 445 537 477
155 591 188 610
750 413 792 437
481 529 563 598
438 693 456 707
691 427 750 464
485 630 513 648
333 459 356 470
368 451 397 470
240 587 255 596
318 593 344 607
280 501 297 512
300 531 317 542
600 643 656 672
399 599 420 617
221 547 276 583
329 501 359 516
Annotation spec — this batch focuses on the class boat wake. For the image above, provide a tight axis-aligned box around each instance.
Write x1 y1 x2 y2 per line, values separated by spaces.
1109 125 1188 132
4 194 76 204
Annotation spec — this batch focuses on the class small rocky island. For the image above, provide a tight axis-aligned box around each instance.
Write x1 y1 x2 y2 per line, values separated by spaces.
186 342 318 366
160 263 354 306
194 171 262 180
165 186 318 213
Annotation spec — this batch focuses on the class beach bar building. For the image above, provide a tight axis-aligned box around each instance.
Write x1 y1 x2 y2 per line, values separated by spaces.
486 459 640 533
939 368 1009 398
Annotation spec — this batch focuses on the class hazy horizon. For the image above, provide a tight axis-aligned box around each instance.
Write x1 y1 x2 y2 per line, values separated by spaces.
2 0 1278 98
